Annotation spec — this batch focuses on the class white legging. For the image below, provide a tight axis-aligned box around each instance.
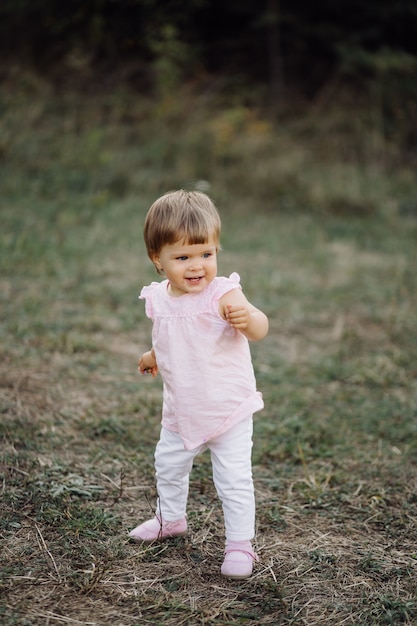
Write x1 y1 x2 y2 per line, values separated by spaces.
153 418 255 542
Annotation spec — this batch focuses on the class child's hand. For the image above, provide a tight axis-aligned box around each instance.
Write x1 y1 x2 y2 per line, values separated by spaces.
220 289 268 341
138 350 158 378
225 304 250 331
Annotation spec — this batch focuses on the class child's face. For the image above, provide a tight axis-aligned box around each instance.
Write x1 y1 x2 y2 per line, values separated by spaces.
152 237 218 297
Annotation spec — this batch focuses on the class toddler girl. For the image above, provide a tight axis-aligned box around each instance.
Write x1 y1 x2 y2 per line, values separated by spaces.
129 190 268 579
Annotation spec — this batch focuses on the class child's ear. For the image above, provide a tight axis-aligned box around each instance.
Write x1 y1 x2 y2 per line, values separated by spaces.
151 253 163 272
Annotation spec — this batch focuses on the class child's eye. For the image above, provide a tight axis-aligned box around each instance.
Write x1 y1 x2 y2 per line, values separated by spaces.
177 256 188 261
203 252 212 258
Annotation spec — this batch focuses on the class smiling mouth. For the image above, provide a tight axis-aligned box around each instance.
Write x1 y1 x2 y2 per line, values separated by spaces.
186 276 203 283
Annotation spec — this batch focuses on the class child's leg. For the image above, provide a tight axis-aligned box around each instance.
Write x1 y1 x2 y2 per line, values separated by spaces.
209 418 255 542
154 427 197 521
129 427 198 542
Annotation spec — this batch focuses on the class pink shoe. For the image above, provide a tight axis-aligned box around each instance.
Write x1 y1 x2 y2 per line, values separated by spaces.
129 516 187 543
221 541 258 579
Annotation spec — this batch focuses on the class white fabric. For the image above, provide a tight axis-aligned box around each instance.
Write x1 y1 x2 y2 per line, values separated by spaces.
154 418 255 542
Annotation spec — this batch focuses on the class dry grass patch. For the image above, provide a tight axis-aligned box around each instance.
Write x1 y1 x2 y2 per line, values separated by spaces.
2 349 417 625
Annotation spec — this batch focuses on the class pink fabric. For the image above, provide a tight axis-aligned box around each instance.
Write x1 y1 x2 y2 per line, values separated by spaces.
140 273 263 450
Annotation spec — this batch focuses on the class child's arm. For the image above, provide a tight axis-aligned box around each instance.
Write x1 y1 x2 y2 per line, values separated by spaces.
219 289 269 341
138 347 158 377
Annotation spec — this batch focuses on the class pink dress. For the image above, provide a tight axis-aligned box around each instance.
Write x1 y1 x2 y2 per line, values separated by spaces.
140 272 264 450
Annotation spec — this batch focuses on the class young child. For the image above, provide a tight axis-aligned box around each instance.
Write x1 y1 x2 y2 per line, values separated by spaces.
129 190 268 579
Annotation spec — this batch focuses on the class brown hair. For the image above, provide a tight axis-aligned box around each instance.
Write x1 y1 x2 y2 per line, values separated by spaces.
144 190 221 273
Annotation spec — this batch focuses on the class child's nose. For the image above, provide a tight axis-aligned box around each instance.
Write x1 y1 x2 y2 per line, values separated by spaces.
189 258 202 270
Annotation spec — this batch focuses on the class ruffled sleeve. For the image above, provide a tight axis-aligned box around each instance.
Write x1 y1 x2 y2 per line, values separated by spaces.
228 272 241 287
139 281 159 319
212 272 242 301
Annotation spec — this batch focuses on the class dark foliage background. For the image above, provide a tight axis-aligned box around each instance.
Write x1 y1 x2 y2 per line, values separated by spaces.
1 0 416 98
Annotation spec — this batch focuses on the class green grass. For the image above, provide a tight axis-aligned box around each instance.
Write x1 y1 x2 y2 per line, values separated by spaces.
1 79 417 625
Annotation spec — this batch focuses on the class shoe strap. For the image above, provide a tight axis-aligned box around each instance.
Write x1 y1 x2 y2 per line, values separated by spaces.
224 541 258 561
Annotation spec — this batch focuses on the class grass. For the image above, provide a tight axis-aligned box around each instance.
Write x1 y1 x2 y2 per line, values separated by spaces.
1 75 417 624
